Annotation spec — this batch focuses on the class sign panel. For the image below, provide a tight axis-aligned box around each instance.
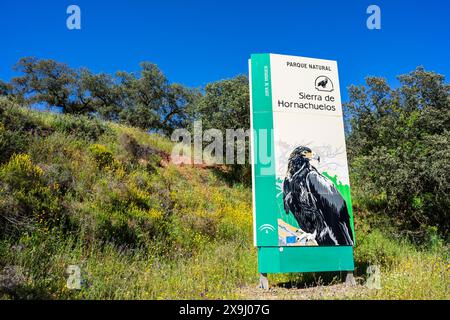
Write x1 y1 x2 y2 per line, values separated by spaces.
249 53 355 273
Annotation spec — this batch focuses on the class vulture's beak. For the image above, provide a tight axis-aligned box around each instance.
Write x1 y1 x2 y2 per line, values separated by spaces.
306 151 320 163
308 152 320 162
313 153 321 163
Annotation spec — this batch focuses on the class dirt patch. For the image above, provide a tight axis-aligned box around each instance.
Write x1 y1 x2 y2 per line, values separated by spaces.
236 283 372 300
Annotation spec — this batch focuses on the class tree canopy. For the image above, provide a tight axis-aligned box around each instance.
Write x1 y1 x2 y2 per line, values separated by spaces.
7 57 200 134
345 67 449 237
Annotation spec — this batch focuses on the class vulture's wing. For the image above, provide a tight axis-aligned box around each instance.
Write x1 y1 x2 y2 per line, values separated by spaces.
283 173 327 237
305 171 354 245
282 177 292 214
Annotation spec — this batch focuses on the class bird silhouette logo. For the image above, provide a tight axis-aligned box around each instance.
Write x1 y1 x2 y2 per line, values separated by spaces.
315 76 334 92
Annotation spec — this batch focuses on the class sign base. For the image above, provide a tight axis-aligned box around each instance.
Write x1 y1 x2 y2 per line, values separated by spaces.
259 273 269 290
257 246 354 274
345 272 357 286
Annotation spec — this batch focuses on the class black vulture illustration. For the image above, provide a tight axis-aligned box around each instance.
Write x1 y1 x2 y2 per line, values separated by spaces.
317 78 328 88
282 146 354 246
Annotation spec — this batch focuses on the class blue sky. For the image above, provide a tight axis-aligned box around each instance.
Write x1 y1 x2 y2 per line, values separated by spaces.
1 0 449 101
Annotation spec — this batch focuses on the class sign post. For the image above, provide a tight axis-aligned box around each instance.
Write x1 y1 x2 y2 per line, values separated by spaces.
249 53 355 285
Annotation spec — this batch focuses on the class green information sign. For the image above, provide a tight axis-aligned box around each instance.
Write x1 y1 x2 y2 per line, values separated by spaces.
249 53 355 273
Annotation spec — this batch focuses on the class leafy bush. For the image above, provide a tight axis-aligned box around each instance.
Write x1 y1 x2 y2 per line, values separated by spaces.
89 144 115 169
0 153 44 189
354 229 408 268
346 67 450 238
0 125 30 165
0 98 51 135
53 116 110 141
195 75 251 186
0 154 63 237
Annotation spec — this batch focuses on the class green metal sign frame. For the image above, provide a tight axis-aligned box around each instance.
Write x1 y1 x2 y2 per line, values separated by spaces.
249 53 355 273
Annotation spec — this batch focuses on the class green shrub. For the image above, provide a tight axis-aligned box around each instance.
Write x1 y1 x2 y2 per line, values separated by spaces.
346 68 450 238
0 97 16 115
0 98 51 134
0 125 30 165
0 154 44 191
0 154 63 237
354 229 411 268
53 115 110 141
89 144 115 169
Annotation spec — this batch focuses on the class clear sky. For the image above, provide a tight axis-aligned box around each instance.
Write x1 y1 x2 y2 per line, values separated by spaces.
1 0 449 101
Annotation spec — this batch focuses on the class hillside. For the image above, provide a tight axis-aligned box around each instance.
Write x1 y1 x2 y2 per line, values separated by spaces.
0 97 448 299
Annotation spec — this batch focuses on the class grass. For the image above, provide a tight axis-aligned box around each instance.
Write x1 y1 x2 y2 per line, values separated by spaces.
369 251 448 299
0 231 257 299
253 227 448 300
1 227 447 300
0 99 448 300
